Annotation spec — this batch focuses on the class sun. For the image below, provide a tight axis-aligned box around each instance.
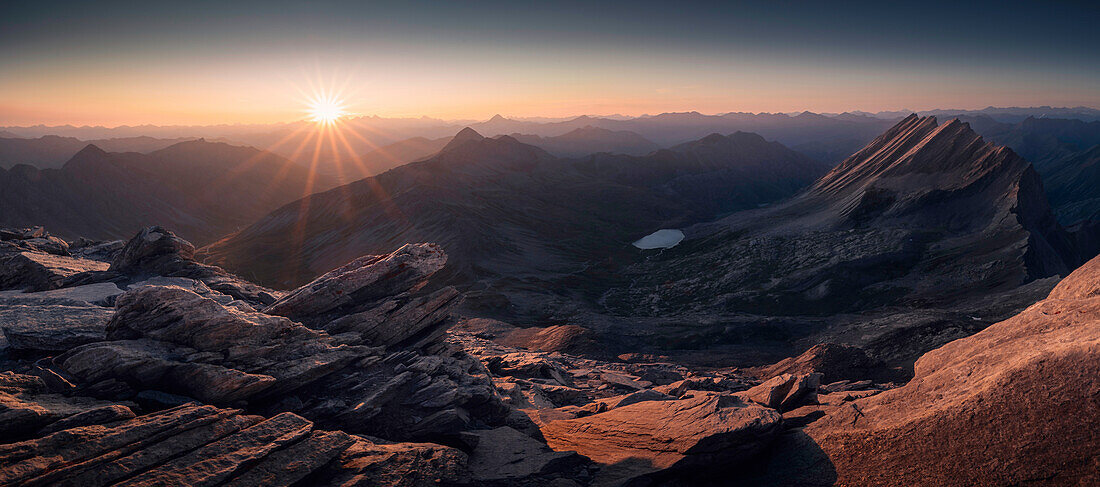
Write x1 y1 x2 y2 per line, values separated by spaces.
307 96 346 124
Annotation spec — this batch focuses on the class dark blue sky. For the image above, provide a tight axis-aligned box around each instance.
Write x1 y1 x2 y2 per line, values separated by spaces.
2 0 1097 124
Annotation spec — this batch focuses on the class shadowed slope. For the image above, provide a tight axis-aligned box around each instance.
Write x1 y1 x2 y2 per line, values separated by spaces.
600 115 1098 364
199 129 827 307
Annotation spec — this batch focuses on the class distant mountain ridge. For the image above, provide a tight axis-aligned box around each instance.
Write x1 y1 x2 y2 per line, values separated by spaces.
0 140 336 244
509 126 660 157
7 107 1095 173
0 135 203 169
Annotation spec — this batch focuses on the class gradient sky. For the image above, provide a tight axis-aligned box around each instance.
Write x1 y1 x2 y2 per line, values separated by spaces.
2 0 1097 126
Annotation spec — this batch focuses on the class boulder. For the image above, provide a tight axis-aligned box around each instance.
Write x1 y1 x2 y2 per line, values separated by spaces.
739 372 821 412
109 226 196 276
653 376 747 397
0 227 69 256
58 286 366 404
55 226 282 308
0 282 123 305
523 324 599 354
542 392 782 484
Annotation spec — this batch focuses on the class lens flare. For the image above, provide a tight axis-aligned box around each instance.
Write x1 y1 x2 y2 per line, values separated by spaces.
307 96 345 124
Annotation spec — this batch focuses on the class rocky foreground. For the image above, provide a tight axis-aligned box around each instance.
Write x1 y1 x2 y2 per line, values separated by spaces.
1 225 1098 485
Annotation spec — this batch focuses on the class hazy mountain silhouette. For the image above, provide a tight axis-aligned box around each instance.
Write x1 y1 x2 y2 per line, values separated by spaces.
0 140 335 244
509 126 660 157
0 135 201 169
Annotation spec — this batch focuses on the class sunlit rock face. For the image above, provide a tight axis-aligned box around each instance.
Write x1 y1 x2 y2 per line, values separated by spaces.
746 253 1100 486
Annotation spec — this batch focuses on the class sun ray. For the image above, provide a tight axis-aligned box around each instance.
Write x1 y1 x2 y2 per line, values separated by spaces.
331 125 408 224
288 120 331 261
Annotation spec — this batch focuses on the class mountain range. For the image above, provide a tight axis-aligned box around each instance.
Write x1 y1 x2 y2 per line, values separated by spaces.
198 128 828 299
2 109 1100 486
509 126 661 157
0 140 336 244
0 135 203 169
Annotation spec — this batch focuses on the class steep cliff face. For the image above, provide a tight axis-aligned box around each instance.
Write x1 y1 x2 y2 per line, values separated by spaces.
805 114 1079 278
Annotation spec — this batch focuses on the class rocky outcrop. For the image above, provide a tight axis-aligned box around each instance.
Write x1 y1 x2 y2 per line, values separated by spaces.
69 237 125 262
59 285 360 403
738 372 821 412
96 226 281 307
0 228 109 292
0 283 125 352
542 391 782 484
108 225 197 276
52 283 502 441
30 239 507 443
0 252 108 292
314 436 471 486
0 372 134 440
753 253 1100 485
0 297 113 352
265 243 462 351
0 403 479 487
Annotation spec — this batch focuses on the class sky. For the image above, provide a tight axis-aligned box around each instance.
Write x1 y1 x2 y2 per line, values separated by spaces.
1 0 1098 126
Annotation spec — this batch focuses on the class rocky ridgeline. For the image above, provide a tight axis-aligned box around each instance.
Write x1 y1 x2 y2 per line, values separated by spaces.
1 224 1098 485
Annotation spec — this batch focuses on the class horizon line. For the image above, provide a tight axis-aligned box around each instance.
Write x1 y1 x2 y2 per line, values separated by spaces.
3 105 1099 131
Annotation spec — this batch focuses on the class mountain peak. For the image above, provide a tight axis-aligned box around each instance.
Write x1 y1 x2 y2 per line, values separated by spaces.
61 144 116 171
455 126 484 140
441 127 486 152
700 133 727 144
810 114 1025 201
74 143 108 158
488 114 509 122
